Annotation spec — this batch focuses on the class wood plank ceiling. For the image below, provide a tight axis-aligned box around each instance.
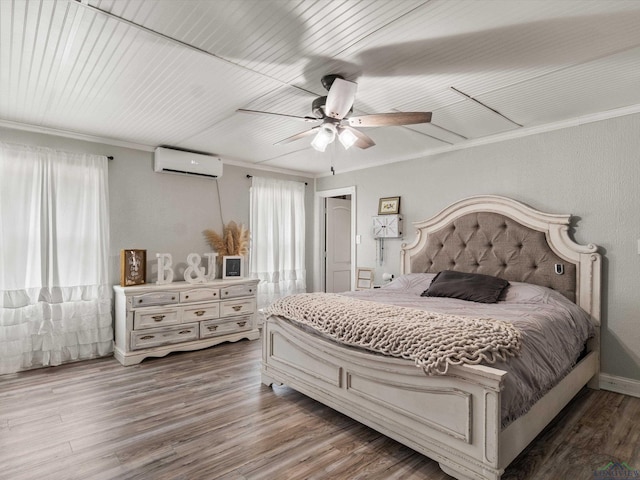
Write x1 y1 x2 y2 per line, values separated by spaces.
1 0 640 175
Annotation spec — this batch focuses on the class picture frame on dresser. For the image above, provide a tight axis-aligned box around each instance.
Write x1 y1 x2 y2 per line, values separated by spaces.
223 255 244 279
120 249 146 286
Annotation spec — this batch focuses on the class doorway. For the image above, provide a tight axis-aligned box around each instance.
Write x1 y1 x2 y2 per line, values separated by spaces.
315 186 357 293
325 196 351 292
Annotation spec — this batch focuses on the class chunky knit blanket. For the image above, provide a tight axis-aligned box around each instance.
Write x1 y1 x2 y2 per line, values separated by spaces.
265 293 522 375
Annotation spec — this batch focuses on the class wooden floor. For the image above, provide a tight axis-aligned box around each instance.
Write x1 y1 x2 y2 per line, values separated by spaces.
1 339 639 480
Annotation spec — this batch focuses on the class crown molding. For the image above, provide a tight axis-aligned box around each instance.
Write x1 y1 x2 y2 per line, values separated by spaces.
0 119 313 179
4 101 640 181
0 118 155 152
316 103 640 178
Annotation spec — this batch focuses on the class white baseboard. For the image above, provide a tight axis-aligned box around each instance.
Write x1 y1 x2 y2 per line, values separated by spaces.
599 373 640 398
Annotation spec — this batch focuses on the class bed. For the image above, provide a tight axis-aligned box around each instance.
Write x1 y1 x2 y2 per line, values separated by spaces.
261 195 601 480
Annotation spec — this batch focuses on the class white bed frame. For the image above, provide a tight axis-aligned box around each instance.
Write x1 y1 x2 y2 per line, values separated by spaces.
261 195 601 480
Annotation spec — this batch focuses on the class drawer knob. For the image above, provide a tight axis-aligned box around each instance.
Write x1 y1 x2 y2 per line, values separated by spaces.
207 325 218 331
249 289 253 293
237 321 247 327
152 315 165 322
232 305 242 312
194 310 206 316
178 330 191 335
185 295 189 299
140 335 154 340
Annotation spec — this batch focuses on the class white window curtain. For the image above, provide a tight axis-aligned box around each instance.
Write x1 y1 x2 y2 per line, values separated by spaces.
250 176 306 309
0 142 113 374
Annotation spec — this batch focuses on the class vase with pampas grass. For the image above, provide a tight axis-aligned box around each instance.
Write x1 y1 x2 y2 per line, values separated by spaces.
203 221 250 278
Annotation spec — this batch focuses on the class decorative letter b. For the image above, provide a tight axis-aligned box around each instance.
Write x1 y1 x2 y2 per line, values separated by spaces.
156 253 174 285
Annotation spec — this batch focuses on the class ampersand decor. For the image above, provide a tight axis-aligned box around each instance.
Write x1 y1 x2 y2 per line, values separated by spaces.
184 253 207 284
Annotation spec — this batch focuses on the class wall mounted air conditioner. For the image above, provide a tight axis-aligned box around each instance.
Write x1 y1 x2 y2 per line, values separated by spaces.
154 147 223 178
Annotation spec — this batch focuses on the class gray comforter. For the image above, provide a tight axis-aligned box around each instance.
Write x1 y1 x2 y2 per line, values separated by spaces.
338 273 596 426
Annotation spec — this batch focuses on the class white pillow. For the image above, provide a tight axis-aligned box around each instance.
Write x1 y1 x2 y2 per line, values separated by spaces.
500 281 551 304
381 273 437 295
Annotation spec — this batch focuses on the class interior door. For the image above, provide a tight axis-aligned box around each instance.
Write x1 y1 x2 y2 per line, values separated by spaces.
325 197 352 293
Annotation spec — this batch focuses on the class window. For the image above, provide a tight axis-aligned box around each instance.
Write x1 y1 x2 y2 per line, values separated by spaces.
249 176 306 309
0 142 112 373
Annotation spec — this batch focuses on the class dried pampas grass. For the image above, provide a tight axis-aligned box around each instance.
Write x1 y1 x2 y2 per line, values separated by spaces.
204 221 249 256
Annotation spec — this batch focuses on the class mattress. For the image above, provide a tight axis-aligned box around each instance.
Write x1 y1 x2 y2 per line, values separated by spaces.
275 273 596 426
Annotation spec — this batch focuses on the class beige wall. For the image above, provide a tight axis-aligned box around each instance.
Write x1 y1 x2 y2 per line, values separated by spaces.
0 126 314 288
316 113 640 382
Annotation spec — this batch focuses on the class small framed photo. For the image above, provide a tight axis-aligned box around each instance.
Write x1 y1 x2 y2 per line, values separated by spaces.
223 255 244 279
120 249 146 286
378 196 400 215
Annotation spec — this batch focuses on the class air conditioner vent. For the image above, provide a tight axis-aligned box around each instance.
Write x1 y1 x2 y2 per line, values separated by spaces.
154 147 223 178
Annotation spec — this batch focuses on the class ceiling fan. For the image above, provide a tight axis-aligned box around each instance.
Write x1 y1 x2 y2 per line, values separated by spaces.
237 74 432 152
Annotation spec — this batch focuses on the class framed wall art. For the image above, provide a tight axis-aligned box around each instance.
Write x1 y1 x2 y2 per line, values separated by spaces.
378 196 400 215
223 255 244 279
120 249 146 286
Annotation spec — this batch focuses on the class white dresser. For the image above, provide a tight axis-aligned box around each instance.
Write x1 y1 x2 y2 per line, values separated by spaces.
113 279 259 366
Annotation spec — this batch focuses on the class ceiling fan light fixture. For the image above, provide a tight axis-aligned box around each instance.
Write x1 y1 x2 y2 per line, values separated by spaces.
310 134 329 152
268 74 432 152
338 128 358 149
311 124 336 152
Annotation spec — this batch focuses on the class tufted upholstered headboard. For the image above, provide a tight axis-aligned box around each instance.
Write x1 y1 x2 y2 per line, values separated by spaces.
400 195 601 321
406 211 577 301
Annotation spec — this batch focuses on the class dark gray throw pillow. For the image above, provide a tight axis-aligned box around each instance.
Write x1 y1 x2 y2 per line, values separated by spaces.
421 270 509 303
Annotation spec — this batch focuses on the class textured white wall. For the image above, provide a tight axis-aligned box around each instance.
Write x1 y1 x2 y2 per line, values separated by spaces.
0 126 314 288
316 113 640 382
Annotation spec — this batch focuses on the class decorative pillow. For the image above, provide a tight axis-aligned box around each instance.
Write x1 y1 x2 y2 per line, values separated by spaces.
421 270 509 303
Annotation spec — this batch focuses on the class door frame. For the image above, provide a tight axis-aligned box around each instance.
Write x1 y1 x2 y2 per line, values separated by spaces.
314 186 357 292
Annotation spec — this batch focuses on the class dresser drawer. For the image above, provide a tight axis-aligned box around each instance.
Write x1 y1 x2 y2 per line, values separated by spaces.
180 288 219 303
130 324 199 350
221 284 256 299
220 298 256 317
200 316 253 339
134 308 180 330
183 303 219 322
132 291 178 307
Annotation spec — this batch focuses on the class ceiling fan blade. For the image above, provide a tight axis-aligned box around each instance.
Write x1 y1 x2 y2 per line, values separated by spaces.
325 78 357 120
339 126 375 149
237 108 318 122
347 112 432 127
274 126 320 145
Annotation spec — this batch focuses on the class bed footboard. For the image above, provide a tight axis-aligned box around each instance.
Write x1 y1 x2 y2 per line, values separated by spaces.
262 315 508 480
